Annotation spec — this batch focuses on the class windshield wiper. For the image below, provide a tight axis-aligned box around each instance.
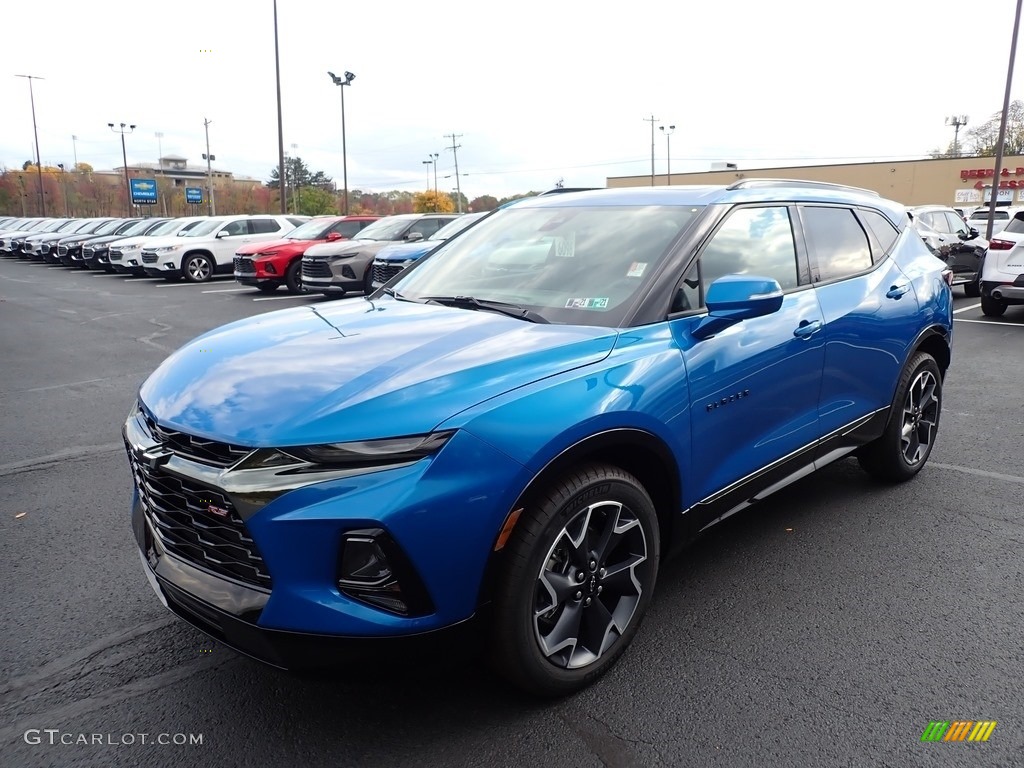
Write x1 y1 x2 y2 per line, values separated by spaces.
420 295 549 323
381 287 425 303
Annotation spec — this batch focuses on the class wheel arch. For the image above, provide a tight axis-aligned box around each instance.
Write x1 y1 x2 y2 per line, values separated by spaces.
911 324 951 380
476 428 682 610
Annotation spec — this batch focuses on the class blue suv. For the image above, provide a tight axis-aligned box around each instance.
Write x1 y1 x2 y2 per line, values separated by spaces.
124 181 953 696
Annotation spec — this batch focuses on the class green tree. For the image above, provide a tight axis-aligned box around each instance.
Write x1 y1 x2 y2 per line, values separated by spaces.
296 186 338 215
266 157 333 189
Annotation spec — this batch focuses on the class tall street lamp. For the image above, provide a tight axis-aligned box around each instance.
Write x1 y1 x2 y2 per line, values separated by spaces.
109 122 136 216
273 0 286 214
328 70 355 214
16 74 46 217
291 143 300 214
57 163 69 216
203 118 216 216
659 125 676 185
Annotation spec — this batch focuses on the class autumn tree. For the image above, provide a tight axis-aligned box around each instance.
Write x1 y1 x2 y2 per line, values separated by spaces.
266 157 333 189
412 190 455 213
469 195 498 212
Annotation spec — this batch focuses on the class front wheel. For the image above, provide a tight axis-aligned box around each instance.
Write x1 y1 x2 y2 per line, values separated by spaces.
285 259 303 294
980 293 1007 317
490 464 660 697
858 352 942 482
182 254 214 283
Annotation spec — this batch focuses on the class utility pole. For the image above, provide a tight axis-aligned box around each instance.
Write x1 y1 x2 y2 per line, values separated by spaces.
291 143 300 214
16 74 46 216
643 115 659 186
109 122 136 216
944 115 968 158
273 0 287 214
203 118 216 216
445 133 463 212
72 134 78 170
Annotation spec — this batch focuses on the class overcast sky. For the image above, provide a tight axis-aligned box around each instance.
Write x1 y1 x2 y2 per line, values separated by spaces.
3 0 1024 199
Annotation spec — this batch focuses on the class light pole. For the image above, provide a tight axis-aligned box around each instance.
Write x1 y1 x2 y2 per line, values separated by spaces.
72 134 78 170
643 114 659 186
203 118 216 216
982 0 1023 239
273 0 286 214
328 70 355 214
659 125 676 185
944 115 968 158
16 74 46 216
290 143 300 214
109 122 136 217
57 163 69 216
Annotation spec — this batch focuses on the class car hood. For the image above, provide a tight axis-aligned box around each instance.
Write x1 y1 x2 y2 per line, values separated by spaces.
30 231 78 243
141 235 201 249
236 238 315 256
139 298 617 447
81 235 125 247
303 238 385 258
109 235 158 249
374 241 436 262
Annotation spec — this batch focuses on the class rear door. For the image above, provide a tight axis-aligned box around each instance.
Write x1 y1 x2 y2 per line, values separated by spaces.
797 205 920 444
210 219 253 265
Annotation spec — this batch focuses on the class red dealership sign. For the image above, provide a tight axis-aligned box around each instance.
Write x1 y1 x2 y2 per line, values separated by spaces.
961 167 1024 179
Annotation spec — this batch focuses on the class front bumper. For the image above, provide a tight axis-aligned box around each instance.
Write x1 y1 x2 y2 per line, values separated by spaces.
235 273 280 287
125 411 527 665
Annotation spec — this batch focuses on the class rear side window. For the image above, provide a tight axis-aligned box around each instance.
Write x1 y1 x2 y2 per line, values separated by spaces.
860 209 899 259
331 220 367 238
801 206 873 282
250 219 282 234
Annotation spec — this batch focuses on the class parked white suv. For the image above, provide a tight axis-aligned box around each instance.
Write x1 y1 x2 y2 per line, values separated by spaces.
966 205 1024 236
140 215 303 282
980 210 1024 317
109 217 209 275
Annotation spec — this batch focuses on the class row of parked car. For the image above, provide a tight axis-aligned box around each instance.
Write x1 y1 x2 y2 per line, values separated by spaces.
0 210 491 298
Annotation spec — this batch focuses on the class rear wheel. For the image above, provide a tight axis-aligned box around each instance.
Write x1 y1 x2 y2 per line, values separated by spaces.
980 293 1007 317
858 352 942 482
285 260 303 294
490 464 660 697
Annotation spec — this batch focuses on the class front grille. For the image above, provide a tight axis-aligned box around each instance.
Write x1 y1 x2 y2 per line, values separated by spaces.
301 259 331 278
372 262 405 284
141 252 158 264
234 256 256 274
57 245 68 256
128 449 272 589
142 411 250 468
109 249 124 261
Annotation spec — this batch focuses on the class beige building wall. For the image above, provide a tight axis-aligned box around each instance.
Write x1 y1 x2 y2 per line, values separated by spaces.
607 155 1024 207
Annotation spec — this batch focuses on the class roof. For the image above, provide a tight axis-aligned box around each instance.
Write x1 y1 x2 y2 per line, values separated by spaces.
509 182 908 227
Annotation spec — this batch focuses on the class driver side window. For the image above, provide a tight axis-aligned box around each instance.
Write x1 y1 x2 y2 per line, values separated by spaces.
221 220 249 236
673 206 799 312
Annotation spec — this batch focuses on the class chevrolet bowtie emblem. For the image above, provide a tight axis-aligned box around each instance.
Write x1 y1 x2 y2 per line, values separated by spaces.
140 445 173 468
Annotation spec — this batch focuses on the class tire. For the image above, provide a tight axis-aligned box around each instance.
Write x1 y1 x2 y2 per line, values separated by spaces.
857 352 942 483
182 253 214 283
163 274 182 283
489 463 660 697
963 281 980 298
257 283 279 293
284 260 303 294
363 267 374 295
980 293 1007 317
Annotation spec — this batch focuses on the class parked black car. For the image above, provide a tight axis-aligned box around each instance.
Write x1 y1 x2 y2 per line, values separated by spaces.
906 205 986 297
52 219 118 265
83 219 166 270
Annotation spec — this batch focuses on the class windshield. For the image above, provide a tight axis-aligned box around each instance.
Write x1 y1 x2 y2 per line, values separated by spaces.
93 220 127 236
181 218 227 237
971 210 1008 221
75 220 110 235
429 213 487 241
147 219 185 236
394 204 703 327
38 219 68 232
120 219 162 237
286 218 337 240
354 217 416 241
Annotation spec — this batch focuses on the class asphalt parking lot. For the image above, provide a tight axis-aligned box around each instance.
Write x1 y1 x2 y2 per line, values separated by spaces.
2 257 1023 768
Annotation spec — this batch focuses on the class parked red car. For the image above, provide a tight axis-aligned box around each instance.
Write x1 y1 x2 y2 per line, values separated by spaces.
233 215 379 293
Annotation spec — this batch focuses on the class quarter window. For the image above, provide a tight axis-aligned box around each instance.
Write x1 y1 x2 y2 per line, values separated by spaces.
859 209 899 261
699 206 800 293
802 207 873 282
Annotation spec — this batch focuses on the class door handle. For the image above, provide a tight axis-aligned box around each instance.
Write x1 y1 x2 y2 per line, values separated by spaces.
886 284 911 299
793 319 824 338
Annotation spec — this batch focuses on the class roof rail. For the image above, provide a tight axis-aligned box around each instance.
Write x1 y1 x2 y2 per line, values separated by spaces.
726 178 880 197
537 187 601 196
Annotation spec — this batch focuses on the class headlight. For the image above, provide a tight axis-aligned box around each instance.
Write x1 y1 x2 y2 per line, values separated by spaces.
258 251 280 257
153 245 182 253
121 244 140 252
275 431 454 469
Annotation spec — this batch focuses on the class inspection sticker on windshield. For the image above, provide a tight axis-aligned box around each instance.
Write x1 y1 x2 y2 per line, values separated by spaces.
626 262 647 278
565 297 609 309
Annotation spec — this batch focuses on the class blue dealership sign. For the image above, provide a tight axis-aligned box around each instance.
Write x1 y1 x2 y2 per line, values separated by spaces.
130 178 158 205
185 187 203 205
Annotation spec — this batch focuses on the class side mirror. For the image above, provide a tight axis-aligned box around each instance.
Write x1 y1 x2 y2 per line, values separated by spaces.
966 226 979 240
326 232 343 241
692 275 784 340
405 231 424 242
215 230 230 238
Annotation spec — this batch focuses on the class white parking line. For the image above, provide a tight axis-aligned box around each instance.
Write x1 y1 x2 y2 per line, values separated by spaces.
153 281 201 288
952 303 981 314
252 294 310 302
203 287 251 293
123 277 163 281
954 318 1024 327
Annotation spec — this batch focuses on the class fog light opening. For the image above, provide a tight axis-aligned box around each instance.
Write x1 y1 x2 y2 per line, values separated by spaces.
337 528 434 617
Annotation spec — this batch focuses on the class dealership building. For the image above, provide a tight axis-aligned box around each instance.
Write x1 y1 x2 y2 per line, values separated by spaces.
606 155 1024 207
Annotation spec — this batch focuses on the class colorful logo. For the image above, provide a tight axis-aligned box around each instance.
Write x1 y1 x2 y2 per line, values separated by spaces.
921 721 997 742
